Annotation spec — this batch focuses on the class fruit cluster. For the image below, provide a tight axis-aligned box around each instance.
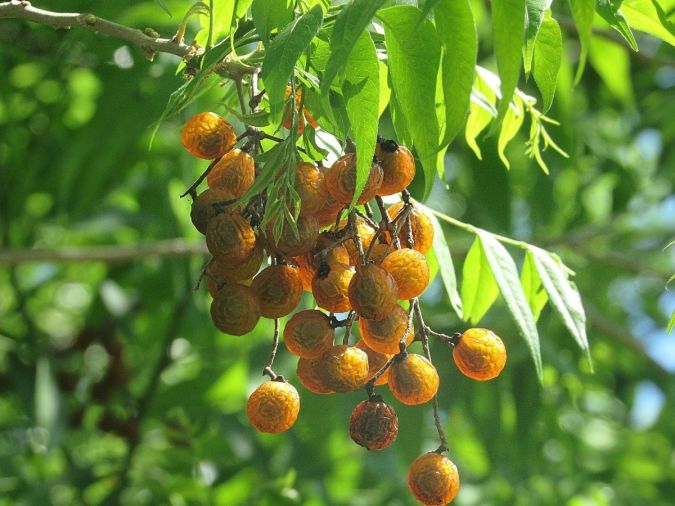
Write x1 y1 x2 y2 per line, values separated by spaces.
181 111 507 505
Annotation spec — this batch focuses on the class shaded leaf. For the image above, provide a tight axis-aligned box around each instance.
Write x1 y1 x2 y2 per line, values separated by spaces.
153 0 172 17
524 0 551 76
529 245 592 368
568 0 595 83
379 6 441 199
478 231 542 379
262 5 324 124
597 0 639 51
461 237 499 324
434 0 477 146
251 0 294 44
342 31 379 208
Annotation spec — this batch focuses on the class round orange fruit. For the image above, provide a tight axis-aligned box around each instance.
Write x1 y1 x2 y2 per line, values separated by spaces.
348 264 398 320
315 191 343 228
359 304 414 355
296 356 333 394
251 264 303 318
388 353 439 406
318 344 369 392
182 112 236 160
296 162 328 216
268 215 320 257
284 310 335 359
325 153 383 205
311 262 354 313
355 339 391 386
381 248 430 300
210 284 260 336
190 188 233 235
205 211 256 265
246 380 300 434
453 328 506 381
387 202 434 254
376 140 416 196
349 396 399 451
408 452 460 505
206 148 255 198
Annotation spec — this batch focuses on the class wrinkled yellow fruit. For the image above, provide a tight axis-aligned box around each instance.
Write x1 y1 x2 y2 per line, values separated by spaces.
246 380 300 434
408 452 460 505
453 328 507 381
388 354 439 406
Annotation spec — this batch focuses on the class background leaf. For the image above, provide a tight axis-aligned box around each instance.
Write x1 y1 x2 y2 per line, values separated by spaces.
532 14 562 112
621 0 675 46
342 32 379 208
461 237 499 324
434 0 477 146
379 6 441 199
262 5 323 124
478 231 542 379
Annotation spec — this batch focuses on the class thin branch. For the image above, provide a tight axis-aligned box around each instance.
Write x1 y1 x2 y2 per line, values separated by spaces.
262 319 281 380
0 1 200 60
0 239 208 265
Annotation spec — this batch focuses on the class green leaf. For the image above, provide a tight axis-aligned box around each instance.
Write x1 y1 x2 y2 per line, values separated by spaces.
342 32 379 208
465 70 497 159
497 94 525 169
478 231 542 380
520 250 549 321
428 212 463 319
208 0 236 43
568 0 595 83
379 6 441 199
589 37 634 105
262 5 324 124
35 357 61 447
377 60 391 118
532 14 562 112
461 237 499 324
621 0 675 46
597 0 639 51
154 0 172 17
235 0 254 19
321 0 387 93
434 0 477 146
524 0 551 76
529 245 592 368
251 0 294 44
491 0 526 128
667 309 675 335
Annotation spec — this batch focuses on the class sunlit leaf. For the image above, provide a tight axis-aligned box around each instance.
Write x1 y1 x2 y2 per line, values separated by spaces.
251 0 294 44
596 0 639 51
621 0 675 46
498 95 525 169
568 0 595 83
532 14 561 112
589 37 634 105
524 0 551 76
461 237 499 324
520 250 549 321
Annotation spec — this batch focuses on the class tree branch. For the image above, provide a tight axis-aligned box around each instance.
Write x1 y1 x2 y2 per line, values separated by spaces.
0 239 208 265
0 0 200 59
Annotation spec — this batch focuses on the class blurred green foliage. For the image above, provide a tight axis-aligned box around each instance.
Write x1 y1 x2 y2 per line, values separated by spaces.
0 1 674 505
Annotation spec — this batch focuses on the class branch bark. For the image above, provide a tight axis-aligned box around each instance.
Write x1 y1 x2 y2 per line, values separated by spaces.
0 0 200 59
0 239 208 265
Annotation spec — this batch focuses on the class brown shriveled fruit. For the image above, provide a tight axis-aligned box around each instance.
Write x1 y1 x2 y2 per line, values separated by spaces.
355 340 391 386
210 284 260 336
388 353 439 406
284 310 335 359
348 264 398 320
358 304 415 355
205 211 256 265
181 112 236 160
190 188 233 234
296 356 333 394
296 162 328 216
311 262 354 313
325 153 383 205
349 396 399 451
381 248 430 300
315 191 344 228
375 140 416 196
318 344 369 392
408 452 460 505
251 264 303 318
387 202 435 254
206 148 255 198
246 380 300 434
268 215 320 257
